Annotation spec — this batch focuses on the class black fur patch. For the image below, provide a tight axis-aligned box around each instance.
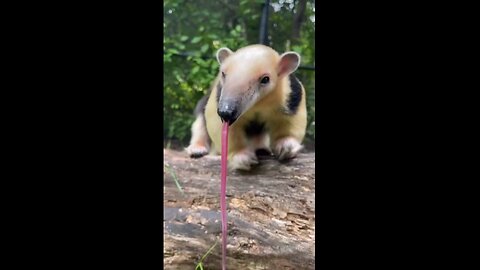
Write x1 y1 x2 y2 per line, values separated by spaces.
285 74 303 115
216 81 222 103
244 119 266 137
255 148 272 157
193 95 209 116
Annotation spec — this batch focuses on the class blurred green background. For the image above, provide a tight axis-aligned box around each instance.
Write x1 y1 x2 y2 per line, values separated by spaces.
164 0 315 150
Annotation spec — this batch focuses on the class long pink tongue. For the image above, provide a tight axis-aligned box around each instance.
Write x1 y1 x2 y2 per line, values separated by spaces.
220 122 229 270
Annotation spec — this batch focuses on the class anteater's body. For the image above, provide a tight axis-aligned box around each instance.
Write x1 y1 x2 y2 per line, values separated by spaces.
186 44 307 170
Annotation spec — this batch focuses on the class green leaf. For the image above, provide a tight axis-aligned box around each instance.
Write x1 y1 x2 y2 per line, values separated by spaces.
192 50 202 57
180 36 188 41
176 43 186 50
191 36 202 44
191 66 200 74
167 48 179 54
200 44 209 53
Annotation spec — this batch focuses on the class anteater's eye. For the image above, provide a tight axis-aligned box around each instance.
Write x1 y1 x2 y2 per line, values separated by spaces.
221 71 226 78
260 76 270 85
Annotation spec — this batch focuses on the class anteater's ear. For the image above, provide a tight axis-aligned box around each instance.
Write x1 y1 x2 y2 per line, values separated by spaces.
277 52 301 78
216 47 233 64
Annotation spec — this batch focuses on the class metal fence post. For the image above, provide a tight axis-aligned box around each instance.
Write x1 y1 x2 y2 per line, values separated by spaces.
259 0 270 45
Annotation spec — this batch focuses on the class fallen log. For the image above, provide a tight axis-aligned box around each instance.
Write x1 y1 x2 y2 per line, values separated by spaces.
163 149 315 269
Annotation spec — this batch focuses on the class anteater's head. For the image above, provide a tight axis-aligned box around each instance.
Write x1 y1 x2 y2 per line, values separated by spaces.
215 44 300 125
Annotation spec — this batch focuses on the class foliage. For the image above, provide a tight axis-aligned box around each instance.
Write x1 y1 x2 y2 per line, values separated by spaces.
164 0 315 146
164 163 184 194
194 239 219 270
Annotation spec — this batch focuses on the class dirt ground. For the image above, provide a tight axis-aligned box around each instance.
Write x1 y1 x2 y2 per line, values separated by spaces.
163 148 315 269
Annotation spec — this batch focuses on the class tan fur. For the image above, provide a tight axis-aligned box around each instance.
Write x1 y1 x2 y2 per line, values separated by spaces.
188 44 307 170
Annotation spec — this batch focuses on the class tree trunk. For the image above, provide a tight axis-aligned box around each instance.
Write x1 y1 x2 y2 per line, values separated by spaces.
164 149 315 269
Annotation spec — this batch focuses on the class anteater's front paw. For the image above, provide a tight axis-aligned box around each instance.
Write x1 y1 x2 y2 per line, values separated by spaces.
229 149 258 171
185 144 209 158
273 137 303 160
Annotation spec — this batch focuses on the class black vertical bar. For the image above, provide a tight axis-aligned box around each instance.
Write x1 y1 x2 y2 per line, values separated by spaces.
259 0 270 45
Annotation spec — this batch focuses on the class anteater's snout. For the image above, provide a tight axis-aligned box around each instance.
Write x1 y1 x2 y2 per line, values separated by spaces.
217 104 238 125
